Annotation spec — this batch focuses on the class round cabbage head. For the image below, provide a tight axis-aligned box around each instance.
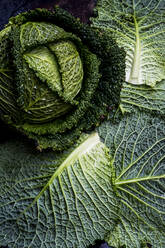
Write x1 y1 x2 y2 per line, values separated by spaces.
0 7 125 150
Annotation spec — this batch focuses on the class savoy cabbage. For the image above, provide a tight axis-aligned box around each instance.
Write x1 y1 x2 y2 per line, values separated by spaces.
0 1 165 248
0 6 125 151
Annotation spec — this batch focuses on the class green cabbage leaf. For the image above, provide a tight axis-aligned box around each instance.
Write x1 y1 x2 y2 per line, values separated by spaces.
0 133 119 248
120 80 165 115
90 0 165 246
1 2 165 248
91 0 165 115
99 111 165 248
91 0 165 86
1 111 165 248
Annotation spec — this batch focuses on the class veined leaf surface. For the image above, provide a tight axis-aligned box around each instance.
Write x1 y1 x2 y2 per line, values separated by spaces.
120 80 165 115
23 46 62 94
20 22 76 50
0 133 118 248
92 0 165 86
49 41 83 102
99 111 165 247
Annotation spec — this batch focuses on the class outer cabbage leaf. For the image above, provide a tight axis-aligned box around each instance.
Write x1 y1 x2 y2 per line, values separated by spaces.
0 133 119 248
99 111 165 248
91 0 165 87
120 80 165 115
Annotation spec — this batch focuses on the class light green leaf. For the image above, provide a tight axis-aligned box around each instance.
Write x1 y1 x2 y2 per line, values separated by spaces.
120 80 165 114
49 41 83 102
23 46 62 94
20 62 72 123
20 22 78 50
91 0 165 86
0 133 118 247
99 111 165 247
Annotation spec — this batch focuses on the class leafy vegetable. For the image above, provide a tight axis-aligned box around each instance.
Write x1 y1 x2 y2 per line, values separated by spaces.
120 80 165 114
99 111 165 248
1 1 165 248
0 133 119 248
0 7 125 150
1 111 165 248
91 0 165 87
91 0 165 115
91 0 165 247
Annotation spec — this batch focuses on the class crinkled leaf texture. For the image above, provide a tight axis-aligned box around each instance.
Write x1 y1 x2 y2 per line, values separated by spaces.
120 80 165 115
99 111 165 248
92 0 165 116
0 7 125 151
91 0 165 86
1 111 165 248
0 133 118 248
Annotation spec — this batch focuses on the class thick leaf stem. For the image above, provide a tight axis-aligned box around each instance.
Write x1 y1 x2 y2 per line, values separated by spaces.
128 15 141 85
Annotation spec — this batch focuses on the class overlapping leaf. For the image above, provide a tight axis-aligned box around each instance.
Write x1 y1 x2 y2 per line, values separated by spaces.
120 80 165 115
1 3 165 248
92 0 165 86
0 133 118 248
99 111 165 247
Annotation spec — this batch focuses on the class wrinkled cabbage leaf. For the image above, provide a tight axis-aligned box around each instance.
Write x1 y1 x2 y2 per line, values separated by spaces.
0 133 119 248
1 111 165 248
91 0 165 246
91 0 165 115
99 111 165 248
91 0 165 87
1 1 165 248
120 80 165 115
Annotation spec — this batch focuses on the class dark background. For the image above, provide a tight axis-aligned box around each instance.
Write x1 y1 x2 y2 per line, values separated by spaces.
0 0 97 29
0 0 112 248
